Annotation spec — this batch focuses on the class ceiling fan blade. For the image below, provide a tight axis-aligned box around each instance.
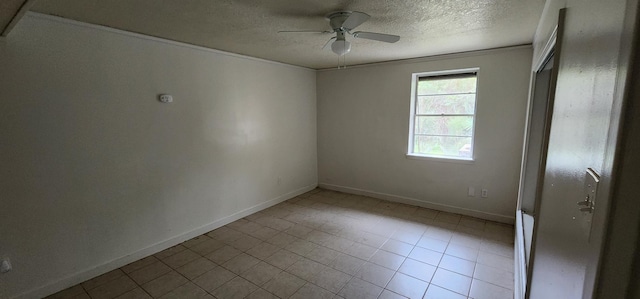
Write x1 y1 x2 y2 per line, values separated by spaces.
322 37 337 49
341 11 370 30
278 30 332 33
353 31 400 43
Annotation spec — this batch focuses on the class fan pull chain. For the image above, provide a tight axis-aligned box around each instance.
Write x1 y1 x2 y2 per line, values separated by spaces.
337 53 348 69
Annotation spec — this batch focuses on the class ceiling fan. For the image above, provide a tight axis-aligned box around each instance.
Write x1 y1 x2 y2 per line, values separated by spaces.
279 11 400 56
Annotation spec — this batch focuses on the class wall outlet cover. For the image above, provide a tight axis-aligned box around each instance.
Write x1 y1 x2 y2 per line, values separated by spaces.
0 259 11 273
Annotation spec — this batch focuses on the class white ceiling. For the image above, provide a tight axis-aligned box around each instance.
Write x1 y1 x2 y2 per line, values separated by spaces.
31 0 546 69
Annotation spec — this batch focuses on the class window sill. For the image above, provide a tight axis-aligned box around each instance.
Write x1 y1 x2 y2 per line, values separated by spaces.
406 153 475 164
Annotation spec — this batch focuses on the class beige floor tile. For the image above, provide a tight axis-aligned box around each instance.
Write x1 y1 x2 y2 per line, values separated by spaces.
128 261 172 284
161 249 201 269
430 268 472 296
263 271 306 298
285 238 319 256
390 230 422 245
369 250 406 271
204 245 242 264
290 282 335 299
445 243 479 262
379 289 409 299
306 246 339 265
450 233 482 249
286 258 325 281
222 253 261 274
305 230 335 245
479 240 514 258
212 276 258 299
412 208 439 220
285 224 314 238
469 279 512 299
181 235 212 248
114 287 151 299
207 226 244 243
44 285 85 299
338 278 383 299
380 239 414 257
310 267 352 293
154 245 187 260
140 271 188 298
240 261 282 286
355 231 388 248
435 212 461 225
245 288 279 299
423 285 466 299
458 216 486 230
397 258 436 282
456 226 485 238
407 247 443 266
233 221 264 236
121 256 159 274
439 255 476 277
416 236 448 253
385 273 429 299
47 190 515 299
189 238 226 256
87 275 138 299
246 241 281 260
73 293 90 299
477 251 514 273
264 249 302 270
266 232 299 248
354 262 395 287
473 264 514 289
249 226 280 241
229 234 263 252
344 242 377 260
323 236 355 253
318 221 344 235
192 266 236 292
82 269 125 290
158 282 212 299
329 253 366 276
176 257 216 280
256 216 295 231
227 219 251 231
426 226 456 240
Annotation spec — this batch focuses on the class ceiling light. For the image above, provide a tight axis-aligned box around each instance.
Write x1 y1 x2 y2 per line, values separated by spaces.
331 39 351 56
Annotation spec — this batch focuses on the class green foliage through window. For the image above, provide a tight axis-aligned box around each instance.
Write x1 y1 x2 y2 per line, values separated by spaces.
410 71 477 159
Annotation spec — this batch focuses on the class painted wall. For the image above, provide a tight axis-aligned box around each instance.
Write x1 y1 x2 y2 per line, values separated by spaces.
527 0 637 298
0 14 317 298
317 47 532 223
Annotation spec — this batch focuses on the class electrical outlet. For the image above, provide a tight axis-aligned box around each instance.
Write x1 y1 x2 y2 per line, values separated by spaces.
0 258 11 273
468 187 475 197
159 94 173 103
481 189 488 198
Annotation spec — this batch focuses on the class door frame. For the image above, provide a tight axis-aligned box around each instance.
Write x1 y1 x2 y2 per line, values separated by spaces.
515 8 566 299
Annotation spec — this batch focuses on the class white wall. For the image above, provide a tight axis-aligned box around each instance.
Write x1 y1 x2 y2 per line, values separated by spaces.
0 14 317 298
527 0 637 298
317 47 532 223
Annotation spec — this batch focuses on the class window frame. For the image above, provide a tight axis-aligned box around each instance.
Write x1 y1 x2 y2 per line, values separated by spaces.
407 68 480 162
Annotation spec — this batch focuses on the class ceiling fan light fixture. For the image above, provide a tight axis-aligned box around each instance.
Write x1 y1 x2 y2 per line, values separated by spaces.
331 39 351 56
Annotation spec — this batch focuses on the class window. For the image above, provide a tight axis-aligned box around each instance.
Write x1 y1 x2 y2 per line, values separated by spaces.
408 69 478 160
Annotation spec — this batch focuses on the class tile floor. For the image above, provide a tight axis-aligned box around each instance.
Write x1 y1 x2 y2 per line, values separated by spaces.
46 189 515 299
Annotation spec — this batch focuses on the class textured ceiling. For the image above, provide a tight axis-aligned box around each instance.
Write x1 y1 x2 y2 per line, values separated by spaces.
31 0 546 69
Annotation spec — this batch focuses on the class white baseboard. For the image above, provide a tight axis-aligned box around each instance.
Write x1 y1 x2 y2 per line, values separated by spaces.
19 184 317 299
319 183 514 224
